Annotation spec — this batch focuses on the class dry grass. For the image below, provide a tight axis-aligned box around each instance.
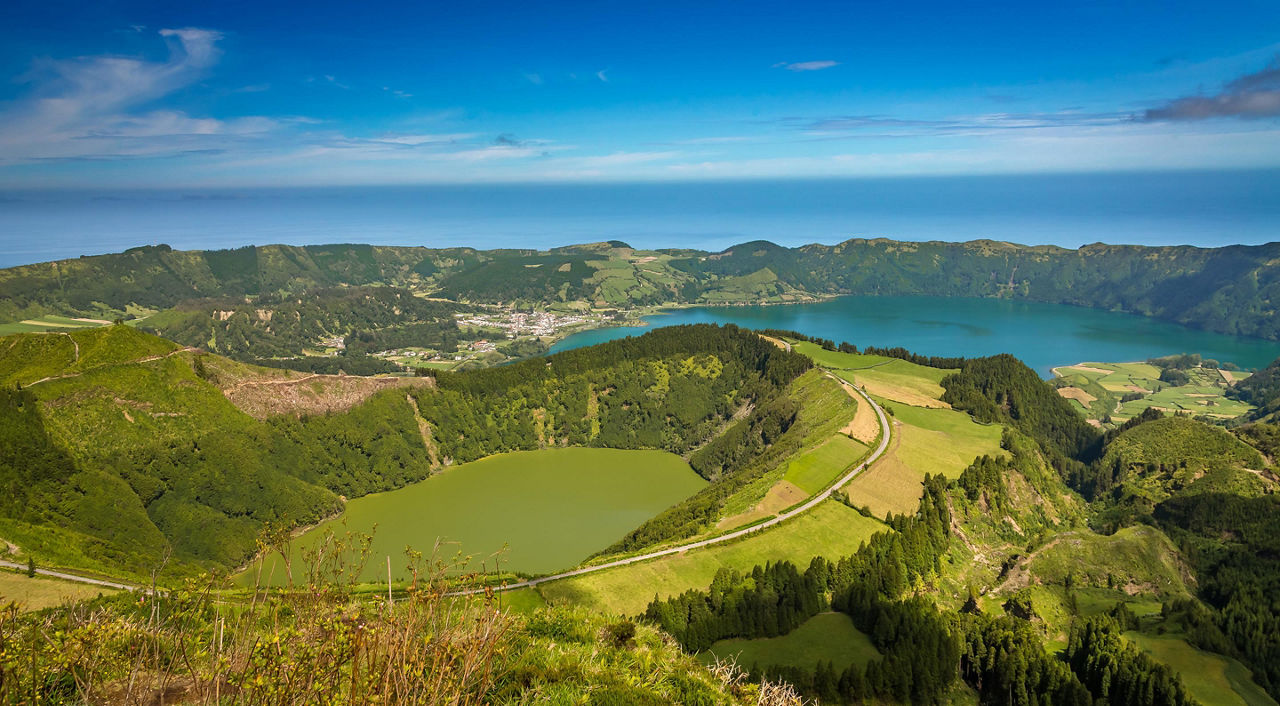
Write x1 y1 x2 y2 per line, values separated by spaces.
840 388 880 443
1056 386 1097 407
844 426 924 517
1 530 509 706
852 376 949 409
0 570 118 611
716 480 807 530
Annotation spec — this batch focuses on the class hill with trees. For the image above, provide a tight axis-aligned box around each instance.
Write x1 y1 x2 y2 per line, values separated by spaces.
5 238 1280 349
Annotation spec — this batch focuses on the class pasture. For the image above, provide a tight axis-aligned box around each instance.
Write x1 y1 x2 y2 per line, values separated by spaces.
782 435 869 494
539 501 885 615
700 612 880 672
0 569 118 611
262 448 706 582
1125 632 1278 706
794 342 954 408
1051 361 1254 423
0 315 109 336
845 401 1005 517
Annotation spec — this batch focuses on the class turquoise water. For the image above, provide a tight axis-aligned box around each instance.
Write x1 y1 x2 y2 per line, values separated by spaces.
550 296 1280 377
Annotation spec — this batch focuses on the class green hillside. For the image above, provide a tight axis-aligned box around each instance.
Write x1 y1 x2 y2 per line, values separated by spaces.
6 238 1280 349
0 323 813 581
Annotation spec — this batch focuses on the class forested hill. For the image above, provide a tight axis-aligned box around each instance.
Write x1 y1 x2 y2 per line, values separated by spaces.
0 322 809 579
3 237 1280 339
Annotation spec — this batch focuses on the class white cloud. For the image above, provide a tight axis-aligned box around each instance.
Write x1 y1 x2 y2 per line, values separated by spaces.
774 60 839 72
0 28 279 162
596 69 609 82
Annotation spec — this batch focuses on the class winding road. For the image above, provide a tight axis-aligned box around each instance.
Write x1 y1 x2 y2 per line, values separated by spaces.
5 368 892 599
449 374 892 596
0 560 138 592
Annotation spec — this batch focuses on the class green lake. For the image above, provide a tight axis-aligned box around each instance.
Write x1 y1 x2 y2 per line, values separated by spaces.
259 448 705 582
552 296 1280 376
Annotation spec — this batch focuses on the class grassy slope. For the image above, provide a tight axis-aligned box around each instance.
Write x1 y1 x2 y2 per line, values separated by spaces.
540 500 884 616
844 403 1005 518
0 568 120 611
700 612 880 672
1101 416 1270 503
1126 632 1278 706
715 370 862 524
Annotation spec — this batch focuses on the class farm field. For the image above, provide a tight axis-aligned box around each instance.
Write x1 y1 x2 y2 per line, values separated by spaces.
0 315 110 336
539 501 885 616
1051 361 1253 423
1125 632 1278 706
793 341 954 408
782 434 869 494
258 448 706 582
700 612 880 672
845 401 1005 517
0 569 118 611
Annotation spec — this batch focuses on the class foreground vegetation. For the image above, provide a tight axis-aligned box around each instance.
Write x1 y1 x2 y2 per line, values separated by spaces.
1 535 782 705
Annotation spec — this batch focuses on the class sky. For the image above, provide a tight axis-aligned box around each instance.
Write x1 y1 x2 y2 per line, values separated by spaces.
2 1 1280 187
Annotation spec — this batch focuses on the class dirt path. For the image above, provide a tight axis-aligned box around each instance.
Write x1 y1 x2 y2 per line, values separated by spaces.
0 560 137 592
26 346 198 387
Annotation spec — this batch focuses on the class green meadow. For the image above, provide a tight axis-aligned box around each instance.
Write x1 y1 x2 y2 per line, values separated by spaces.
540 501 885 615
1125 632 1278 706
700 612 880 672
260 448 706 582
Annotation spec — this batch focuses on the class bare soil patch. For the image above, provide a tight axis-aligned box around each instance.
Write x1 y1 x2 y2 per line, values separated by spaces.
223 374 435 419
1056 386 1096 406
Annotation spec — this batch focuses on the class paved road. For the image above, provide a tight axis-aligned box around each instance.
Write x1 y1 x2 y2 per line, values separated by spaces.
449 375 891 596
0 560 138 592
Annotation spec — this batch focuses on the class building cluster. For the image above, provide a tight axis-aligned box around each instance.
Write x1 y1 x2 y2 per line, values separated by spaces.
455 310 592 338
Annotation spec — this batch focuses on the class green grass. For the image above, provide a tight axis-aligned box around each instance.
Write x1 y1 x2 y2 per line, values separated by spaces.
1027 526 1192 598
782 435 869 493
794 342 954 408
0 315 109 336
0 569 119 611
539 501 885 616
699 612 880 671
885 403 1005 479
257 448 707 582
1125 632 1278 706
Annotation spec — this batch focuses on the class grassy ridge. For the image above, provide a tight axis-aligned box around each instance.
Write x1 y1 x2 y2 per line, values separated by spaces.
701 612 880 672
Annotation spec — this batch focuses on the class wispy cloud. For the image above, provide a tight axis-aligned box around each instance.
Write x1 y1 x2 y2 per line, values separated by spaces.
0 28 279 163
523 72 543 85
776 110 1130 139
596 69 609 82
1143 56 1280 121
773 60 839 72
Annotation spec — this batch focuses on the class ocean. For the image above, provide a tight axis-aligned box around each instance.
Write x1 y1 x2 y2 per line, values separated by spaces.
1 169 1278 268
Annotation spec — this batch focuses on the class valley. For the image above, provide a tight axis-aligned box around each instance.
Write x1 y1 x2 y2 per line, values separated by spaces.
4 252 1280 705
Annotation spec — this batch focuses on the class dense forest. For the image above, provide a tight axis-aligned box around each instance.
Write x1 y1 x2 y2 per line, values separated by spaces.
4 238 1280 340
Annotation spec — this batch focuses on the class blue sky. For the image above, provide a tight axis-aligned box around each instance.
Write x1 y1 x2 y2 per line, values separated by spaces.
2 0 1279 187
